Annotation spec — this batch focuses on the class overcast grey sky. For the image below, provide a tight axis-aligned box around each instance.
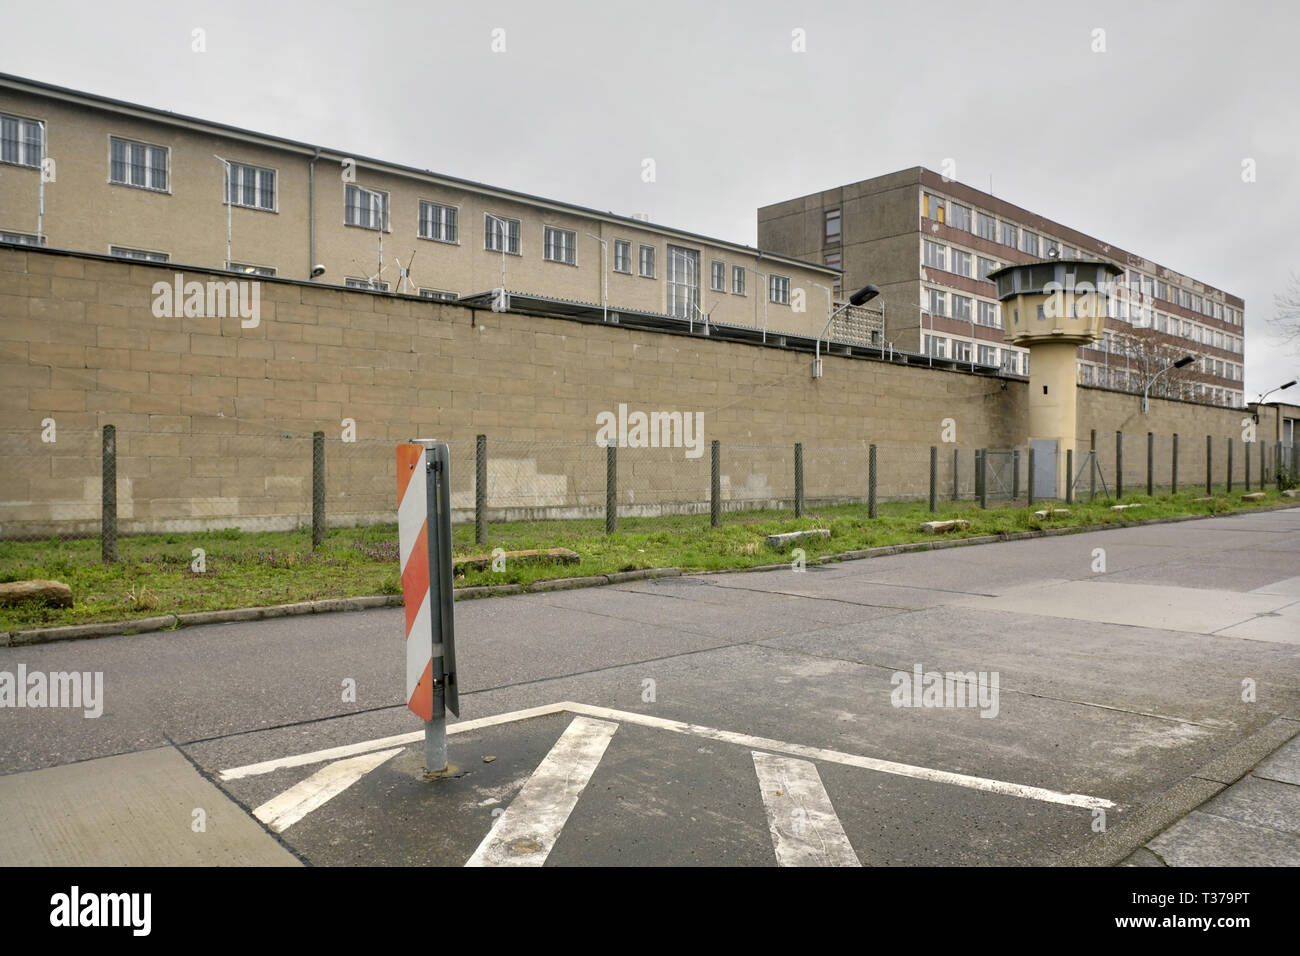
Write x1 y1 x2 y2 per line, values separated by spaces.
5 0 1298 398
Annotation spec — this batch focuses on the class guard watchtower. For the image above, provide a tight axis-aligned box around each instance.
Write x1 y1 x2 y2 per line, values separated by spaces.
987 259 1123 499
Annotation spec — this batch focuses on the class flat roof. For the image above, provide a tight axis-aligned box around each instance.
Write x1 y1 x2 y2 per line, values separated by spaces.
0 72 836 276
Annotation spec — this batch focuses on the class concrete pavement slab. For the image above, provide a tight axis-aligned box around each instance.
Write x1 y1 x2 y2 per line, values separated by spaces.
0 746 300 866
1146 810 1300 866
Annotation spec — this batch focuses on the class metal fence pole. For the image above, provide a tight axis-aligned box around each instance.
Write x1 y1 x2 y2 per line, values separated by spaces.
951 448 959 501
475 434 487 545
1260 440 1267 487
1245 440 1252 491
974 449 982 501
101 424 117 563
312 431 326 550
1027 447 1036 507
1089 428 1097 502
978 449 988 510
1012 449 1021 500
1065 448 1074 504
1147 432 1154 497
605 443 617 535
1227 438 1234 494
794 442 804 518
868 444 878 519
710 439 721 528
1115 431 1123 501
1172 433 1179 495
928 445 937 514
1206 434 1213 496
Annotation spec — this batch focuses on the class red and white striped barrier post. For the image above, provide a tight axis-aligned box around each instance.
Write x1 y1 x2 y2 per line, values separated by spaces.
397 439 459 772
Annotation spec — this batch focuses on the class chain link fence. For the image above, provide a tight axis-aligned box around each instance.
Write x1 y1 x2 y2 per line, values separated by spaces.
1 424 1294 555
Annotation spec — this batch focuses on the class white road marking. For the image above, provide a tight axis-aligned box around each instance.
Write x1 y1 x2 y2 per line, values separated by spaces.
218 702 570 780
561 702 1116 810
253 747 402 833
465 716 617 867
219 700 1114 810
752 752 860 867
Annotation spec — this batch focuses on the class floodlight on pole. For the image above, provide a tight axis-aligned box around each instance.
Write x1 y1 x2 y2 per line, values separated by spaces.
214 154 232 269
1141 354 1195 413
1255 379 1297 421
813 284 878 378
586 233 608 323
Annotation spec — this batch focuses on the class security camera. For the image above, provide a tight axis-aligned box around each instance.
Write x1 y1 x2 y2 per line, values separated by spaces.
310 264 326 278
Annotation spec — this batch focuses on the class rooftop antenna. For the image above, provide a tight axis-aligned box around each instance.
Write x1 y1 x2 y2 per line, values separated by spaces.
393 249 417 294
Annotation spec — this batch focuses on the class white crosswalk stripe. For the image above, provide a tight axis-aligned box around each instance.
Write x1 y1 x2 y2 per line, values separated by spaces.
752 751 861 866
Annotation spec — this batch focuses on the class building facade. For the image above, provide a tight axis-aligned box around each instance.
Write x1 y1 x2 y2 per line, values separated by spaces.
758 167 1247 407
0 73 842 340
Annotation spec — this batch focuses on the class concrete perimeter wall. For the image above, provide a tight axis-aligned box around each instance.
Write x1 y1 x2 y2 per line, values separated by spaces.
0 246 1265 536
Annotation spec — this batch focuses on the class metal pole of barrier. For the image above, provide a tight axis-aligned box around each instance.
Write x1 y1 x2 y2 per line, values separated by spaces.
1206 435 1213 497
1065 448 1074 504
101 424 117 564
397 440 460 775
868 444 877 519
978 449 988 510
1172 434 1179 495
1227 438 1234 494
475 434 487 545
974 449 982 501
711 439 721 528
1027 447 1035 507
312 431 326 550
951 448 959 501
794 442 804 518
1012 449 1021 500
1115 431 1123 501
1245 439 1252 491
1147 432 1154 497
1089 429 1097 502
928 446 937 514
606 443 617 535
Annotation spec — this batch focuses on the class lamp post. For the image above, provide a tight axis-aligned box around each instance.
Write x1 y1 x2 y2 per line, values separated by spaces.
813 284 879 378
485 213 509 292
214 154 232 268
1141 354 1195 413
1254 380 1297 425
743 266 769 343
586 233 608 323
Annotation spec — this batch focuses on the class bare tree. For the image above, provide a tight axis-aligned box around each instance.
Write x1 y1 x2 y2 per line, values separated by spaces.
1273 271 1300 345
1103 328 1200 399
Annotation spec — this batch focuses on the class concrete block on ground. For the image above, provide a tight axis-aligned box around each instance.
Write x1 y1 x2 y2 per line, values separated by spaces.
919 519 969 534
764 529 831 550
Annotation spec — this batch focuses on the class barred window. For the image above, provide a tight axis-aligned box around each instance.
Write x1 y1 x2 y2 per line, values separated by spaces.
543 226 576 264
346 185 388 230
0 113 43 167
226 162 275 210
110 136 168 191
418 201 458 243
485 214 520 254
613 239 631 273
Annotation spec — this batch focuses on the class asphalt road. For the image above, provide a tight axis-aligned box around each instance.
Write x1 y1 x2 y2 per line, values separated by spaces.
2 509 1298 866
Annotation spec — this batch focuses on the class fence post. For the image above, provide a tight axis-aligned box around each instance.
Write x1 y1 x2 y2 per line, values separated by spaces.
978 449 988 510
312 431 326 550
1065 448 1074 504
974 449 982 501
1027 447 1035 507
605 443 617 535
951 448 959 501
1146 432 1154 497
1227 438 1234 494
1245 439 1252 491
1089 429 1097 502
101 424 117 563
794 442 804 517
1172 433 1179 495
1206 435 1213 496
1012 449 1021 500
710 439 721 528
1260 440 1267 487
1278 441 1285 491
928 446 937 514
1115 431 1123 501
868 444 878 519
475 434 487 545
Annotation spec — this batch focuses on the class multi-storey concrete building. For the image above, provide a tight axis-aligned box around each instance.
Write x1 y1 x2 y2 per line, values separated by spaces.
0 73 842 340
758 167 1247 408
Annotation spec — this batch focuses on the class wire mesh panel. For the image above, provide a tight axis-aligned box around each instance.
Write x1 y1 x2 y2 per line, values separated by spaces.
0 429 103 539
721 444 795 513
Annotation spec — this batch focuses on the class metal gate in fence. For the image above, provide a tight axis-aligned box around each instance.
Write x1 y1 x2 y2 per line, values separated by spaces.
984 449 1018 500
